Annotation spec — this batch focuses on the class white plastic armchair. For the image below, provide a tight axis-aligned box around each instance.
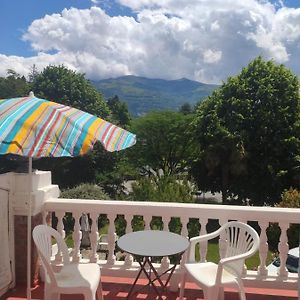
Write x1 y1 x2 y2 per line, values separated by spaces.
179 221 260 300
32 224 103 300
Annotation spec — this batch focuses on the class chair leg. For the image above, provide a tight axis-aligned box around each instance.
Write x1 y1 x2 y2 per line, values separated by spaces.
44 285 52 300
179 272 186 300
83 290 95 300
51 292 60 300
218 287 224 300
97 280 104 300
203 287 218 300
236 280 246 300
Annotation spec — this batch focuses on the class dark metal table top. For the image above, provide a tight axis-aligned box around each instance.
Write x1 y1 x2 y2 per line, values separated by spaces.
117 230 189 257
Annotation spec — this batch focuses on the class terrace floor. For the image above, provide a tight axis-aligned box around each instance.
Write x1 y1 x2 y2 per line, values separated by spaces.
1 276 298 300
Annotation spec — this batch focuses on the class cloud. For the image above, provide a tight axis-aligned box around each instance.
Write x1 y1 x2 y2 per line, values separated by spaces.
0 1 299 83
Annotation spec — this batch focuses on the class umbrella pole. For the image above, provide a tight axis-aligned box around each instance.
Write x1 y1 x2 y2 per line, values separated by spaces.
27 157 32 300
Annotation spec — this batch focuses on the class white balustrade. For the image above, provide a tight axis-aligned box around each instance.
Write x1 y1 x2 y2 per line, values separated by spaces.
43 198 300 290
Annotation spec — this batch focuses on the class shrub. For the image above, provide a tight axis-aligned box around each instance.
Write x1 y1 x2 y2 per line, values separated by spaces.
278 188 300 208
131 175 194 203
60 183 110 200
277 188 300 248
58 183 110 233
267 188 300 251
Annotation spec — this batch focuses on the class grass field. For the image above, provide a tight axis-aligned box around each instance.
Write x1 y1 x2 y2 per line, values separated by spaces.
64 232 273 270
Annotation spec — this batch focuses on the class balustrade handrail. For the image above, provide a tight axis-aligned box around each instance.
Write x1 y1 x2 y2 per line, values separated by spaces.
44 198 300 223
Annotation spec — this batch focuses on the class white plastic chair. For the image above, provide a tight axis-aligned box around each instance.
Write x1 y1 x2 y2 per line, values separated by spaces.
179 221 260 300
32 224 103 300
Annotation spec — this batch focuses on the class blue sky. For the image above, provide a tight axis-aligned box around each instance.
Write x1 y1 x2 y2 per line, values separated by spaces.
0 0 134 57
0 0 299 83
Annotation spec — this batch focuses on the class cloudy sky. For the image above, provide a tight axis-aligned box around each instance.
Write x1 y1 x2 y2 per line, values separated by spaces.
0 0 299 84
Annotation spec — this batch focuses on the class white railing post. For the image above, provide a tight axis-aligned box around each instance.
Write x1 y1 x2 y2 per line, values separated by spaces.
160 216 171 270
278 222 289 278
54 211 65 264
258 221 268 277
200 218 208 262
72 212 82 263
124 214 133 267
144 215 152 230
107 214 116 265
89 212 99 263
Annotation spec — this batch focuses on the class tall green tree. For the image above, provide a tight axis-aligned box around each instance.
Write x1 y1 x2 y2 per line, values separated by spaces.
192 57 300 205
130 111 195 175
31 65 110 117
31 65 112 188
107 95 131 128
0 70 29 98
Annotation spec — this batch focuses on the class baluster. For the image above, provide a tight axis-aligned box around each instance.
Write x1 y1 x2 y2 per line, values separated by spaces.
89 212 99 263
160 216 171 270
179 217 189 265
169 216 189 293
199 218 208 262
144 215 152 230
42 210 47 225
218 218 227 260
124 214 134 266
106 214 117 265
54 211 65 264
278 222 289 278
181 217 189 238
258 221 268 277
72 212 82 263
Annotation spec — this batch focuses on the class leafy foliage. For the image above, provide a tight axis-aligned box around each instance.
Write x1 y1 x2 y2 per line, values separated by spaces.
192 57 300 205
60 183 110 200
107 95 131 128
131 175 194 203
32 65 110 117
0 70 30 98
267 189 300 250
278 188 300 208
129 111 195 175
129 175 194 237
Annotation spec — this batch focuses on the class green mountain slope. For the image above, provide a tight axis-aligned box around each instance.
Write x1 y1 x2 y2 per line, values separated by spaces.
92 75 218 116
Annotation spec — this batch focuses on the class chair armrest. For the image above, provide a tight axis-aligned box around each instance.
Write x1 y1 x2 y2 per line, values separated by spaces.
188 227 223 261
219 244 258 266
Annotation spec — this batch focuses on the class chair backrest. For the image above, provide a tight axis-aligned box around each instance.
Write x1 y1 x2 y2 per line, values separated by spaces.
32 225 70 286
221 221 260 277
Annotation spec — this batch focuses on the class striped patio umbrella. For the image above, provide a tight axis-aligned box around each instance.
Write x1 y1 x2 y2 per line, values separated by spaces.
0 92 136 300
0 92 136 156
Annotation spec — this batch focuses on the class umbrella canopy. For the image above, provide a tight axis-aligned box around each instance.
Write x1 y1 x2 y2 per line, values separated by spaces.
0 92 136 157
0 92 136 300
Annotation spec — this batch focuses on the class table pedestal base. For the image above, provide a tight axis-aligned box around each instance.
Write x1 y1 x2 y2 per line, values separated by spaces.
127 257 177 300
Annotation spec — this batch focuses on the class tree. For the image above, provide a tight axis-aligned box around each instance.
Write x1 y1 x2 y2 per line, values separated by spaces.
107 95 131 128
0 70 29 98
31 65 110 117
179 102 193 115
130 111 195 175
31 65 112 188
28 64 39 83
192 57 300 205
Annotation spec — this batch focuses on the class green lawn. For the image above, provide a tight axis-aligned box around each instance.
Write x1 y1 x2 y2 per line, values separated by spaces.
64 232 272 270
196 242 273 270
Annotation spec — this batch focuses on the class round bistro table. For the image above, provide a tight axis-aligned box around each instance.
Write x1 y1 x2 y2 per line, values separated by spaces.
117 230 189 299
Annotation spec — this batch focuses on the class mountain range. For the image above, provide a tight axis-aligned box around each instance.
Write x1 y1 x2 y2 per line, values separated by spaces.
92 75 218 116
